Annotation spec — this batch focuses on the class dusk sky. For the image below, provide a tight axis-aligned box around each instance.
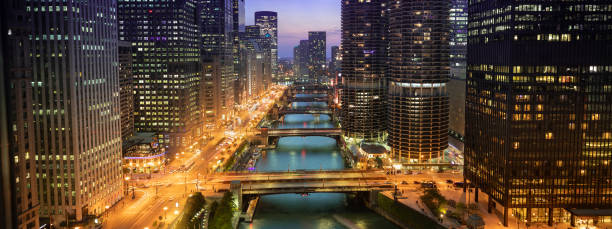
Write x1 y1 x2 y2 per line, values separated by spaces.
246 0 341 59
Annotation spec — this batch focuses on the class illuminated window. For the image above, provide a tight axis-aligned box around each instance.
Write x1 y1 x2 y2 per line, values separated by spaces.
513 142 520 149
536 114 543 120
569 123 575 130
545 132 553 140
604 132 611 139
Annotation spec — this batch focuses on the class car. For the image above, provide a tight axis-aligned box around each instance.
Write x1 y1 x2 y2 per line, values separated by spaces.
413 181 421 184
446 179 454 184
401 181 408 185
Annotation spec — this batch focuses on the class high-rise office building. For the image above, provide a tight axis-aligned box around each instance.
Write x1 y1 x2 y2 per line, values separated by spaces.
294 40 310 82
329 46 340 74
465 1 612 226
293 46 302 81
255 11 278 82
340 0 387 140
200 0 235 123
308 31 326 83
1 1 40 228
27 0 123 224
386 0 450 161
242 25 272 93
119 0 203 148
450 0 467 79
448 0 468 142
119 41 134 141
232 0 246 105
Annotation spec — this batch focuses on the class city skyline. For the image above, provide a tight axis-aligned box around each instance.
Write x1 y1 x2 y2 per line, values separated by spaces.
2 0 610 229
246 0 340 58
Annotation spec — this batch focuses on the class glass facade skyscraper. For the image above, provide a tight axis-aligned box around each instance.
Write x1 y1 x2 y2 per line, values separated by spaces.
200 0 236 123
450 0 467 80
465 0 612 226
255 11 278 82
386 0 450 162
340 0 387 141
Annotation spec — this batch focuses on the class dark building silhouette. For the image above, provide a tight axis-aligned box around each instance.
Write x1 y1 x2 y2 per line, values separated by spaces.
1 0 40 228
465 0 612 226
119 41 134 141
340 0 387 141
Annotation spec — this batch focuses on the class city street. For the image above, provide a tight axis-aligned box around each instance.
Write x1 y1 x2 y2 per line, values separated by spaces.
103 86 286 229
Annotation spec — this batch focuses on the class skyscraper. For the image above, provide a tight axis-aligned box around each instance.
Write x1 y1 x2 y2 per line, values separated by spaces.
119 0 203 148
465 1 612 226
200 0 235 123
450 0 467 80
242 25 272 93
386 0 450 161
295 39 310 82
448 0 468 142
119 41 134 141
30 0 123 224
255 11 278 82
329 46 340 73
340 0 387 140
233 0 246 105
308 31 327 83
1 1 39 228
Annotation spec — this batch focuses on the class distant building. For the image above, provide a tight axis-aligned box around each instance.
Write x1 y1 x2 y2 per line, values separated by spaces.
340 0 387 141
119 0 203 148
308 32 326 83
119 41 134 141
293 40 310 82
329 46 340 74
386 0 450 162
277 58 293 83
200 0 236 123
465 0 612 226
450 0 467 79
255 11 278 82
233 0 246 105
241 25 272 96
1 1 40 228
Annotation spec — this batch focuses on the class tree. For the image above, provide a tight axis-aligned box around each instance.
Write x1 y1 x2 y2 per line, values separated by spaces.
209 192 236 229
175 192 206 229
374 156 383 169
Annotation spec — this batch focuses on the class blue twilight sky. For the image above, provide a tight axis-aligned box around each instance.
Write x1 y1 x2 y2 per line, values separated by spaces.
246 0 341 59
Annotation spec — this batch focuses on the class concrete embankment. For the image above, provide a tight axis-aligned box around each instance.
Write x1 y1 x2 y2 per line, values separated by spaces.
366 193 446 229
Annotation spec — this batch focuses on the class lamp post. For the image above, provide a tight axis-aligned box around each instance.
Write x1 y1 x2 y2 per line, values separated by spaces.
163 206 168 223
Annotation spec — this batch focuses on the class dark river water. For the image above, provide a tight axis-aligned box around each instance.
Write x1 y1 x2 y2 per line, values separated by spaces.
240 96 399 229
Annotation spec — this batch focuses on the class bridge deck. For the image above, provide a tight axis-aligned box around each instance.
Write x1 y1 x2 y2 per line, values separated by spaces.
266 128 342 136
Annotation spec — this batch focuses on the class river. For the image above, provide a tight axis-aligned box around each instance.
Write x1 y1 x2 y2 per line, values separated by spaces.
239 95 399 229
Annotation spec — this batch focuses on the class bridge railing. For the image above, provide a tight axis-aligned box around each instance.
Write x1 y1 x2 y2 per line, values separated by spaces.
210 169 385 177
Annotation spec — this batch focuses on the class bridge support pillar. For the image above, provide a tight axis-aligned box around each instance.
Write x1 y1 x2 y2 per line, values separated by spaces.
230 181 242 210
368 190 381 207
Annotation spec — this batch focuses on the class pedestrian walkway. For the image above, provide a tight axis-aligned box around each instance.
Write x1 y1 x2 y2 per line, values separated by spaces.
390 186 612 229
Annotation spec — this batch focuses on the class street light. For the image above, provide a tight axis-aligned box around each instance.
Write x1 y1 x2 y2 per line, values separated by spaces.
163 206 168 222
